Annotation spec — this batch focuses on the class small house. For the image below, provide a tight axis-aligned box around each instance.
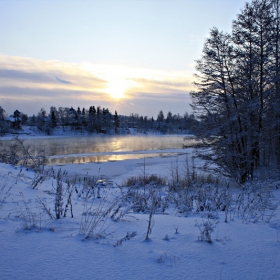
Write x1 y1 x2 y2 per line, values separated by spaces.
5 116 21 129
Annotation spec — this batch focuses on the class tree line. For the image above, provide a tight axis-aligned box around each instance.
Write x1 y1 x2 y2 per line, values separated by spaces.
191 0 280 183
0 105 197 136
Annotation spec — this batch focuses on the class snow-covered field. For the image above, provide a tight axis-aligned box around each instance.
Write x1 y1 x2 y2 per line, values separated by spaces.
0 149 280 280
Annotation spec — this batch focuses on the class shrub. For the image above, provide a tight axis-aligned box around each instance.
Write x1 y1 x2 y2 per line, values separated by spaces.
0 136 47 172
79 198 114 240
17 192 47 230
122 174 167 188
195 218 218 243
37 169 75 220
235 182 279 223
0 181 11 211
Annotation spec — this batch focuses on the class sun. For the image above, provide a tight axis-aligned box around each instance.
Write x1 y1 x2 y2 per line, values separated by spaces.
106 78 128 99
83 64 137 99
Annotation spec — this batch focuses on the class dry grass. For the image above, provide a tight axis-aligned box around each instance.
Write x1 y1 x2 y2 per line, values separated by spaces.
122 174 167 187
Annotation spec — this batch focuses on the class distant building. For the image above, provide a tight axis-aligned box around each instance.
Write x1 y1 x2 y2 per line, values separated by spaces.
5 116 21 129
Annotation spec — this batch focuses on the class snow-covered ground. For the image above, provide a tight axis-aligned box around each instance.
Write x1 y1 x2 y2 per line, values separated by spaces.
2 125 193 141
0 152 280 279
49 148 196 184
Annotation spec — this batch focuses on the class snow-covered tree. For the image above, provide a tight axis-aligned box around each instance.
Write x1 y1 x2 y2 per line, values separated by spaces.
0 106 8 136
157 110 164 122
36 108 47 133
50 106 58 128
0 106 5 121
191 0 280 182
114 111 120 133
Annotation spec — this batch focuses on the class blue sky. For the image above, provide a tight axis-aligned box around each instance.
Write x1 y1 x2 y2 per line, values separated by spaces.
0 0 247 117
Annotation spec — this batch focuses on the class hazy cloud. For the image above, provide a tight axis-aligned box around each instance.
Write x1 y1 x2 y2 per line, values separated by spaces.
0 54 107 90
0 86 106 100
0 54 194 117
55 76 71 84
129 77 193 90
0 69 55 83
130 91 189 100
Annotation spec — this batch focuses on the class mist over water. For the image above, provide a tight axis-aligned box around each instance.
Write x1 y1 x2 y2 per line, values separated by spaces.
0 135 195 165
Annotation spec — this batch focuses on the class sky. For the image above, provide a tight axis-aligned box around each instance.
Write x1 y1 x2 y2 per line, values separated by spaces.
0 0 247 118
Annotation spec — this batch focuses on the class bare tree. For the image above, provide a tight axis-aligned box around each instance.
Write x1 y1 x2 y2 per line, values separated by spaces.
191 0 280 183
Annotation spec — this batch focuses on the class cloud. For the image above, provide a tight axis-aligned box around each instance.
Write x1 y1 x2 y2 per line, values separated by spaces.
0 86 115 116
0 86 106 101
124 79 193 103
0 69 54 83
130 91 189 100
55 76 71 84
116 95 192 117
130 77 193 89
0 54 107 91
0 54 194 117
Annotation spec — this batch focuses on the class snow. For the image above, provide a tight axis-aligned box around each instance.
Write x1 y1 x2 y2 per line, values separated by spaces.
1 125 192 140
49 148 197 184
0 136 280 279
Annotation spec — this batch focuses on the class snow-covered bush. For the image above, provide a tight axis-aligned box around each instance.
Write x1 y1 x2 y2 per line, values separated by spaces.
235 182 279 223
168 187 193 215
121 184 168 213
77 177 108 200
195 218 218 243
29 167 54 189
114 231 137 247
0 181 11 212
17 192 47 230
0 136 47 172
145 190 159 240
168 174 234 219
79 198 114 240
122 174 167 188
37 169 75 220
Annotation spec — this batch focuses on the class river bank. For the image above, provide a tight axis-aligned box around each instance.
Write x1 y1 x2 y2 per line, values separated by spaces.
1 125 193 140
